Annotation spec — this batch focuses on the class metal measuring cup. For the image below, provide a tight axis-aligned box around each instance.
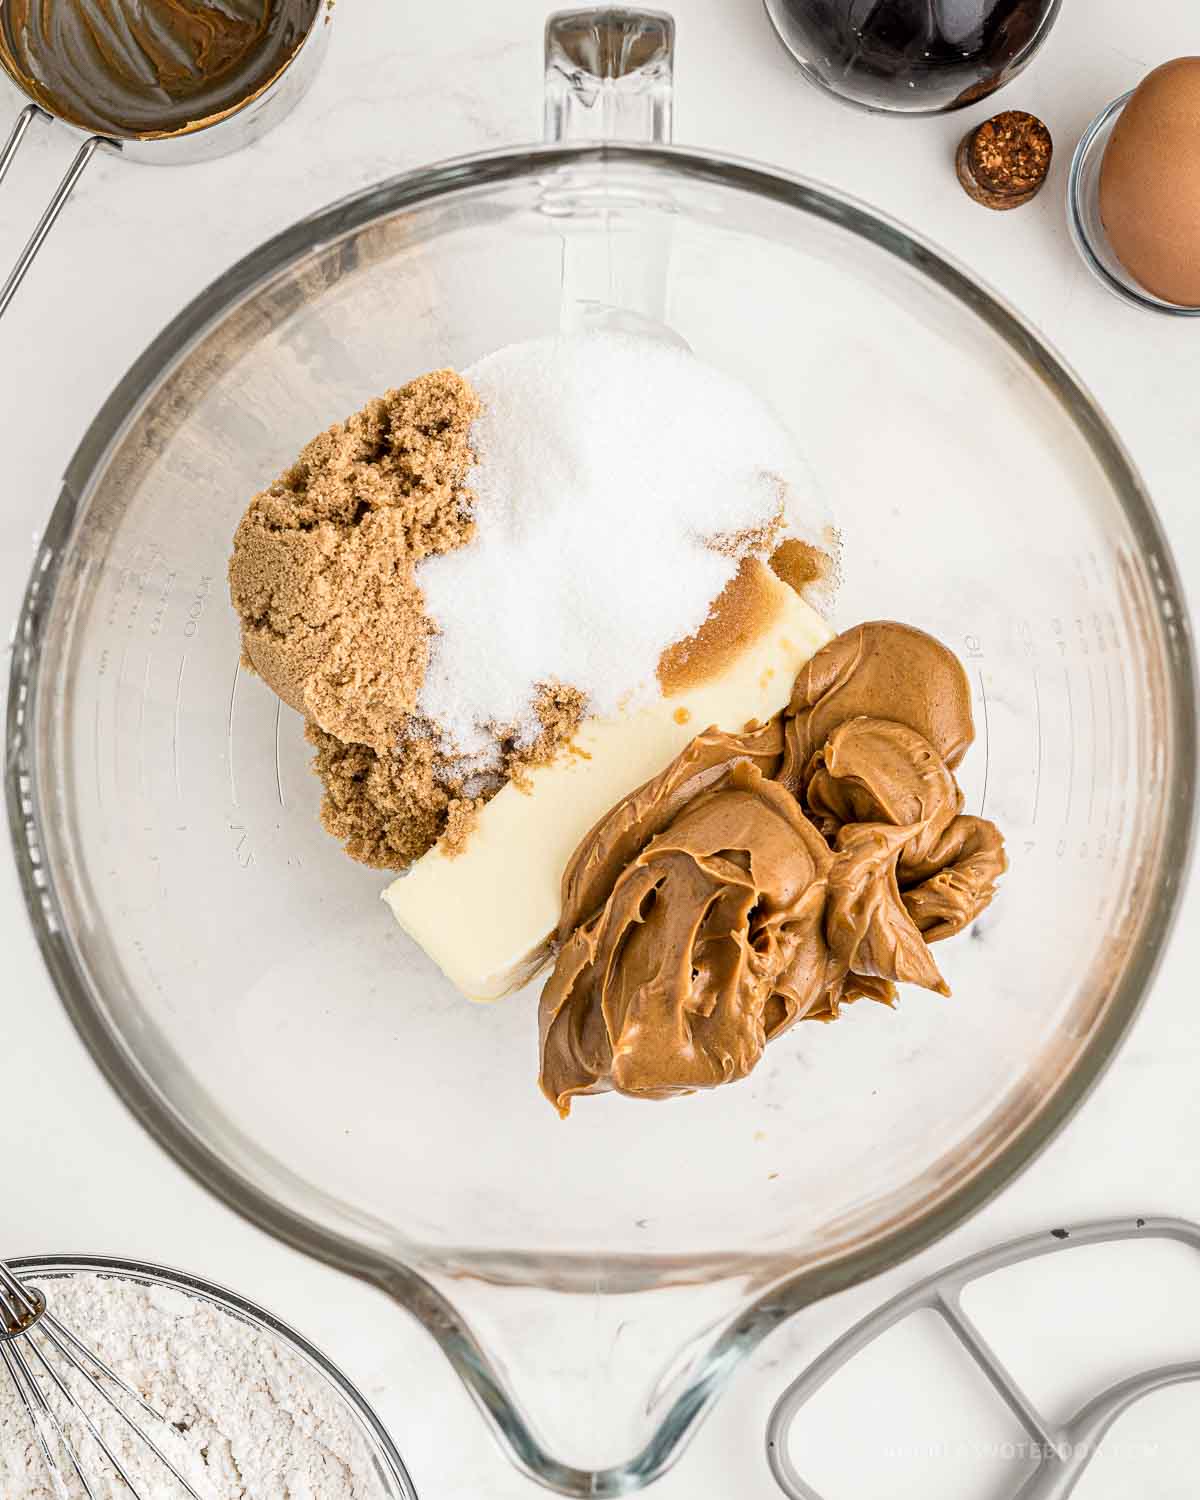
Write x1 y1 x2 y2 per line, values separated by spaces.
0 0 332 320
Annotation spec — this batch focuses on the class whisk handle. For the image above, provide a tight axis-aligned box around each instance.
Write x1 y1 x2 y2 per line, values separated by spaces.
0 106 109 321
0 1257 46 1339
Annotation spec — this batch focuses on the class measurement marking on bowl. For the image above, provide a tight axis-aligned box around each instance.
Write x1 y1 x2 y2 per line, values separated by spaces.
976 668 991 818
93 697 102 809
1031 666 1043 826
103 558 130 632
173 655 186 799
1110 658 1130 851
137 654 152 800
1101 663 1115 833
227 661 241 808
73 554 94 620
231 825 252 869
183 575 212 638
274 699 285 808
1086 664 1098 828
1063 666 1076 829
114 643 129 799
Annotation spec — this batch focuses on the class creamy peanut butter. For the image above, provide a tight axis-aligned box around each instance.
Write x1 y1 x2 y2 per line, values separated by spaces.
0 0 318 139
539 622 1007 1116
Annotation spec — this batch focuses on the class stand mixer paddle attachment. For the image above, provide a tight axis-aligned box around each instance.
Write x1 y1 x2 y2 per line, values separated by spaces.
767 1219 1200 1500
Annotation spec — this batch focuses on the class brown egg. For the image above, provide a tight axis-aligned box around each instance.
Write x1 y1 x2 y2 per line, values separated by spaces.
1099 57 1200 306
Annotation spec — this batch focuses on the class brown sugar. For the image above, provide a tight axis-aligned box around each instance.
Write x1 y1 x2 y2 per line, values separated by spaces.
658 558 783 695
230 369 597 871
439 796 487 857
310 683 587 870
769 537 830 595
307 722 464 870
505 683 587 792
229 370 479 755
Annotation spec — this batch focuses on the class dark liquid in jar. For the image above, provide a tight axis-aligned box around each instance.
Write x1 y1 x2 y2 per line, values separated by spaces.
770 0 1059 113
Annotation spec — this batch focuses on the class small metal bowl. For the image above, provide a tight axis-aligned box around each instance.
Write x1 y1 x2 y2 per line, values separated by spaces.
1068 90 1200 318
5 1254 418 1500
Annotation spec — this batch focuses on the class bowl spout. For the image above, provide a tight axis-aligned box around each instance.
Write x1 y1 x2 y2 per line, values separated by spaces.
375 1251 806 1494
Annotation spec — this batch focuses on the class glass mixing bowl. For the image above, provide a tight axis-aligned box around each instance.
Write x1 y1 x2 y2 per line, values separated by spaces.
6 9 1195 1496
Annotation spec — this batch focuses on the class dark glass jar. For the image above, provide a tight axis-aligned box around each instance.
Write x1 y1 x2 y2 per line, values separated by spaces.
763 0 1062 115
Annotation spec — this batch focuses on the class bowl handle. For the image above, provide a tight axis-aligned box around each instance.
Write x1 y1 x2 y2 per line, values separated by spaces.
543 8 675 145
542 10 683 343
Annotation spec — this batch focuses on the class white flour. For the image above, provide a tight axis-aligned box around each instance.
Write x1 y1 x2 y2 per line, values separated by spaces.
0 1274 390 1500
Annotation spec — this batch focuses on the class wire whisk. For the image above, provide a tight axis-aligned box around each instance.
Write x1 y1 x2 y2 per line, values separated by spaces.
0 1258 204 1499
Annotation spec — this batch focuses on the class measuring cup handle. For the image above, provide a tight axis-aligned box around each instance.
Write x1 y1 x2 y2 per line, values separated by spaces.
0 106 107 322
0 103 48 185
543 7 675 144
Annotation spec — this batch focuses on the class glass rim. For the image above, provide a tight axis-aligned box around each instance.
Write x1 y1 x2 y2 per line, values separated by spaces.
6 140 1197 1494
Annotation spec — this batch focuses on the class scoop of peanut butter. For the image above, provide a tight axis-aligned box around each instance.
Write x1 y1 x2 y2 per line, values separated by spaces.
0 0 320 139
539 622 1006 1116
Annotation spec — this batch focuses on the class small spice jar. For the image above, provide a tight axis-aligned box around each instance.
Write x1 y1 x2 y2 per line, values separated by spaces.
957 110 1053 209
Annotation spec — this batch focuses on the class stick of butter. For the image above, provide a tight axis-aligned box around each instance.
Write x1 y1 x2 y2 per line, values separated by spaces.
384 568 833 1001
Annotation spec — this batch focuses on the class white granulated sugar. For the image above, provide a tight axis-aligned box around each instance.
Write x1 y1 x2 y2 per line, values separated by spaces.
0 1275 386 1500
415 331 823 765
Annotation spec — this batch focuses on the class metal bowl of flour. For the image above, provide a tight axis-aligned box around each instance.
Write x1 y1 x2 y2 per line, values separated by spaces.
2 1255 416 1499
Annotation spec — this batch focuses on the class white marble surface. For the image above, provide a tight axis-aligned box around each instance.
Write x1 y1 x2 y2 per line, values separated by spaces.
2 2 1199 1497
